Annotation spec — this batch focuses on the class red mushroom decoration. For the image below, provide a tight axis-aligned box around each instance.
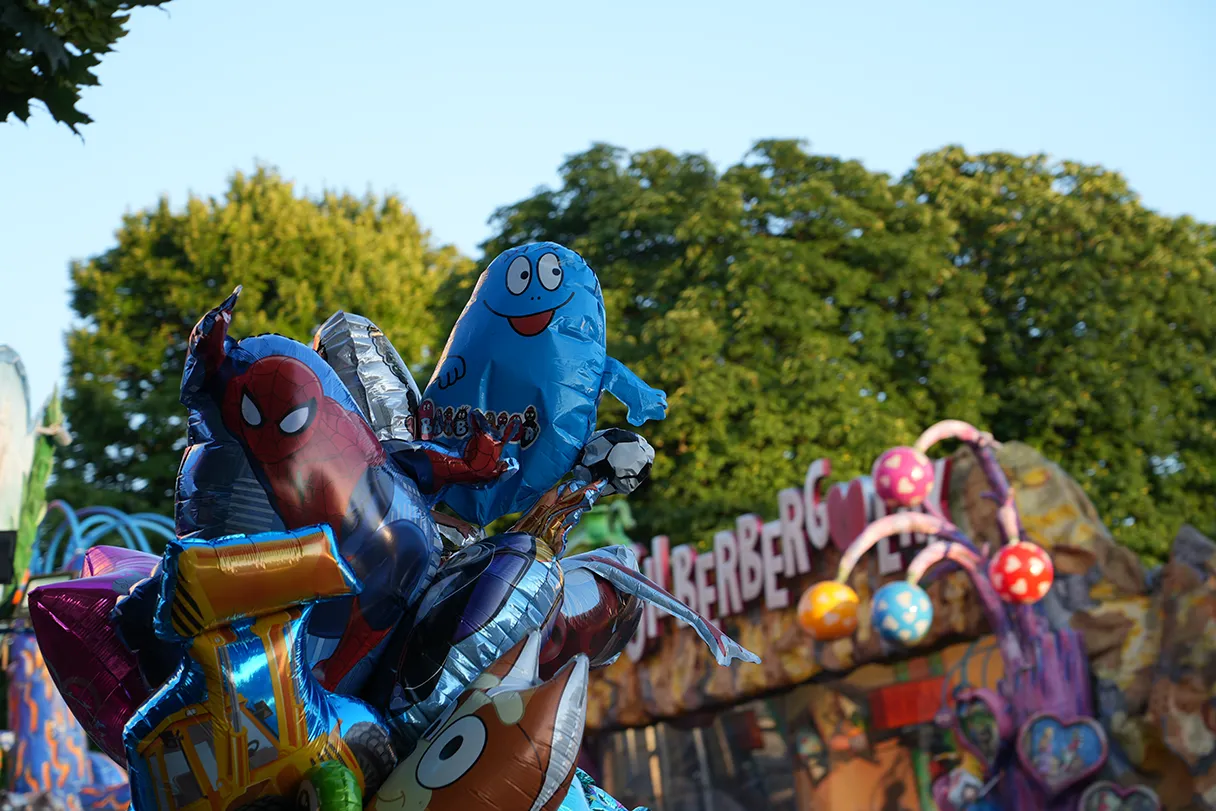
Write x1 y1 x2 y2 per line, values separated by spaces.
988 542 1054 604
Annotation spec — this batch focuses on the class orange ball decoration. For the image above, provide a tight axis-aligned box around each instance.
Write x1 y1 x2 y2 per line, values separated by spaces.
988 542 1054 604
797 581 860 641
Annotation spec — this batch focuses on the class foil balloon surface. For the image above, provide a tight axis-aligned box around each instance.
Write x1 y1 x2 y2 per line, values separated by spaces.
367 633 589 811
365 532 565 752
124 526 397 811
540 556 644 679
421 242 668 527
559 546 760 668
27 545 162 766
313 311 422 443
557 770 647 811
173 289 450 697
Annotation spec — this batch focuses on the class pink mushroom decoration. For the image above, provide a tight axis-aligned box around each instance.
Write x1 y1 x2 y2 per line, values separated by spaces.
872 445 935 509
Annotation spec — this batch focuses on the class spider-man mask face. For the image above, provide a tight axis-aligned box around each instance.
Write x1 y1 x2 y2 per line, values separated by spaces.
222 355 323 464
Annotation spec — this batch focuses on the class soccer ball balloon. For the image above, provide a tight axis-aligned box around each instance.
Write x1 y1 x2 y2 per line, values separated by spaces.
574 428 655 496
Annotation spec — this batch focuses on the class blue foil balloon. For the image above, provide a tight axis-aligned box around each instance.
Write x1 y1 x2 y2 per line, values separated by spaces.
422 243 667 527
124 525 398 811
558 770 649 811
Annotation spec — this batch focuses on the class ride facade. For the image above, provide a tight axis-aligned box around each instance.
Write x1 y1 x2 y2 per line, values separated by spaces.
798 421 1162 811
27 244 760 811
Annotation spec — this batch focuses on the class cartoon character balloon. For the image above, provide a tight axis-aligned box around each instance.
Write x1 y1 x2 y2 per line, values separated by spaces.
422 243 668 527
167 289 514 697
368 633 589 811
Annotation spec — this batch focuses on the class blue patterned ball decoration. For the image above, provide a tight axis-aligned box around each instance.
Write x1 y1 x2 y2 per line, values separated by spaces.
872 582 934 646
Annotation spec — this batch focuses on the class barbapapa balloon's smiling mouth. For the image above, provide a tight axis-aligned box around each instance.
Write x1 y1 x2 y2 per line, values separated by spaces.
484 292 575 337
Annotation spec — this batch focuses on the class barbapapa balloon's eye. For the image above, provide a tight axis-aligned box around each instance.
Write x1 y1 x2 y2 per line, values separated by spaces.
415 715 487 789
506 255 531 295
537 252 563 291
278 399 315 435
240 393 262 427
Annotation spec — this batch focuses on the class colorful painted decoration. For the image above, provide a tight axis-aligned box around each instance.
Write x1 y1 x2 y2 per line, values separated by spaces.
4 628 131 811
422 242 667 527
796 581 860 641
1016 713 1109 796
1078 781 1161 811
871 445 935 509
871 581 934 645
989 541 1055 604
951 688 1012 771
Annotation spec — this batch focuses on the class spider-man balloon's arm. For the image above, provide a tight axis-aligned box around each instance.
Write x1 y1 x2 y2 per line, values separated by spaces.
182 286 241 406
384 413 520 495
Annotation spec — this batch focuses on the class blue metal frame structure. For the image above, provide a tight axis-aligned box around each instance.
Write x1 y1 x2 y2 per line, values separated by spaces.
28 500 174 576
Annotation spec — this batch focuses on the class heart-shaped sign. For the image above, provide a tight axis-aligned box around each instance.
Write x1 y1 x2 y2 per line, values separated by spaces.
827 478 873 552
1079 781 1160 811
952 688 1011 771
1016 713 1108 796
1078 781 1160 811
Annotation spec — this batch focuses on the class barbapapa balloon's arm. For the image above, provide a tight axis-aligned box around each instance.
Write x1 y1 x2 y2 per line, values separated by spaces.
601 357 667 427
432 354 466 390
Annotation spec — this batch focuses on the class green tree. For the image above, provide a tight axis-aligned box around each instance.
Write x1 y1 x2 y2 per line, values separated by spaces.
1 0 169 132
468 141 985 551
907 147 1216 562
470 142 1216 563
53 166 469 516
566 500 638 554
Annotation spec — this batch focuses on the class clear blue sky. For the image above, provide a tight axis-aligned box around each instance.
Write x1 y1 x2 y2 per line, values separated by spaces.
1 0 1213 411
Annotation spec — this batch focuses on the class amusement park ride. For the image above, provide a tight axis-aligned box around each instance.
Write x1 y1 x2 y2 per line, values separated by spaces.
798 420 1162 811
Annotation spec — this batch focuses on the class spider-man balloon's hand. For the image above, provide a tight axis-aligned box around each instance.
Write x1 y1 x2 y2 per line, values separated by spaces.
424 413 520 488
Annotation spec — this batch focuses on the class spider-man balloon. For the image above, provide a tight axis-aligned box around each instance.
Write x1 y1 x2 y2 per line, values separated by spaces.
123 288 516 698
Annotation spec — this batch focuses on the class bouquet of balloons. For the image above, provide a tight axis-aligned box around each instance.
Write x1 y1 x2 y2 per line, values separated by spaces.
28 244 759 811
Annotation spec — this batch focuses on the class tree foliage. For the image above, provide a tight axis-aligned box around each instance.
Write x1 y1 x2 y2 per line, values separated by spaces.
907 148 1216 562
60 144 1216 565
469 142 1216 563
53 166 468 515
1 0 169 132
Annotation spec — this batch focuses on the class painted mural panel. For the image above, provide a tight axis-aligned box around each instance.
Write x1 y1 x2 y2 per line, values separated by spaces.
590 637 1006 811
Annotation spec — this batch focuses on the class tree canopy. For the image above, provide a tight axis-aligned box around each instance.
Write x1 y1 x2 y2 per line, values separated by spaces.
469 141 1216 563
58 144 1216 564
1 0 169 132
53 166 468 515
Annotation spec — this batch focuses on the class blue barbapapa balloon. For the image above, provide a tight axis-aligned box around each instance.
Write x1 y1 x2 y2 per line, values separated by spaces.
422 242 667 527
872 581 934 646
